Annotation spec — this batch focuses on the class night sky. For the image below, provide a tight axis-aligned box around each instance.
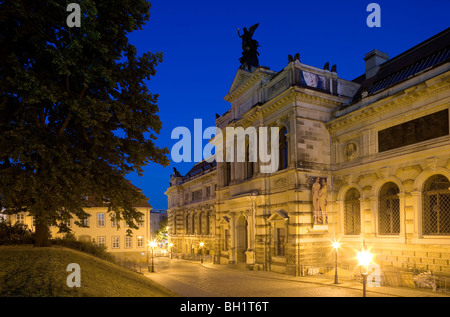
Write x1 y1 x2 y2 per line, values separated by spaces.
124 0 450 209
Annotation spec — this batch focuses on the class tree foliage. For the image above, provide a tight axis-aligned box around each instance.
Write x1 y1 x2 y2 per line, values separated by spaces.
0 0 169 246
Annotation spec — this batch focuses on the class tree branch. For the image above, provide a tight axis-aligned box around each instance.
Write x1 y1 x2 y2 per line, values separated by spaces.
57 114 71 137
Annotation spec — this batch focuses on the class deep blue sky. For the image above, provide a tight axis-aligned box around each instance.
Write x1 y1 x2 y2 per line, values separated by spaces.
125 0 450 209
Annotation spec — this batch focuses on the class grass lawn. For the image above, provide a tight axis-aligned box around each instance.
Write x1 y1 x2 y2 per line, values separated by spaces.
0 245 178 297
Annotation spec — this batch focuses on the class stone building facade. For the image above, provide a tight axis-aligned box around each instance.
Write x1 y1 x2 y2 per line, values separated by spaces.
166 28 450 277
4 192 153 262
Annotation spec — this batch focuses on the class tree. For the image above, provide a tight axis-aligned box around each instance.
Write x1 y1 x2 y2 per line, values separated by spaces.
0 0 169 246
154 217 168 246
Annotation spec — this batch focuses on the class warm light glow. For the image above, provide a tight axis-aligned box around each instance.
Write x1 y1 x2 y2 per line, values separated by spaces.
331 240 340 250
169 243 174 247
357 249 373 266
199 242 204 247
149 240 157 248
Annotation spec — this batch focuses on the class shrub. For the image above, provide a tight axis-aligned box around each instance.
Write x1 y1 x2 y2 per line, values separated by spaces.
0 221 35 245
51 234 115 262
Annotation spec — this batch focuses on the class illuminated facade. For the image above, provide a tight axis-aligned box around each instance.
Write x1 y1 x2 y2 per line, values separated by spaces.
166 28 450 276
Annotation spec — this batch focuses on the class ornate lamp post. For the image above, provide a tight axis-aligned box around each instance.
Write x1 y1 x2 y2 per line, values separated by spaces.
331 240 340 284
357 248 373 297
169 242 174 259
149 240 157 272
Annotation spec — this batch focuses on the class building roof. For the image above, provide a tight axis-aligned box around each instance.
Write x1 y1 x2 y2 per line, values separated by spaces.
182 159 216 183
348 27 450 106
83 183 152 208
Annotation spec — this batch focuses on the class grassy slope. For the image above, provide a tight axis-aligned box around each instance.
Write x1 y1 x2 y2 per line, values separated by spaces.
0 245 177 297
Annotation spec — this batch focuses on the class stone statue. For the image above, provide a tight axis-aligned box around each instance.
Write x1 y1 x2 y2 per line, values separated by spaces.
323 62 330 70
238 23 260 71
294 53 300 61
331 64 337 72
172 167 181 177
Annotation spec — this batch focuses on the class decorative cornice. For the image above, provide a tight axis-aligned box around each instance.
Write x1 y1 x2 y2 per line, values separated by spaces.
327 73 450 131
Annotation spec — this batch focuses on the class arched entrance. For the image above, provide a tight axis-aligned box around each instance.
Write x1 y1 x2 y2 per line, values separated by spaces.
236 215 248 263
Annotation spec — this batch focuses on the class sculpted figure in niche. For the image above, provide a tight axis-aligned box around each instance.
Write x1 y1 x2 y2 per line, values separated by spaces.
312 177 328 226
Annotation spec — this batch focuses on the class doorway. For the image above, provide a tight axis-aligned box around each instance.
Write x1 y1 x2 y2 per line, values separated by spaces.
235 215 248 263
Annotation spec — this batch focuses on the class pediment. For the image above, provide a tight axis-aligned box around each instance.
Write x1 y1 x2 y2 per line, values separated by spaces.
268 210 289 222
219 216 230 226
228 68 253 94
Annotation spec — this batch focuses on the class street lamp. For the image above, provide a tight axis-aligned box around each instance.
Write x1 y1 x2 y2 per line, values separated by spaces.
199 242 205 263
357 249 373 297
331 240 340 284
149 240 157 272
169 242 174 259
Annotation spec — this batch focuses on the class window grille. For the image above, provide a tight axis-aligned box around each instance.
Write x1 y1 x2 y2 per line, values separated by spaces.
344 188 361 235
423 174 450 235
379 182 400 235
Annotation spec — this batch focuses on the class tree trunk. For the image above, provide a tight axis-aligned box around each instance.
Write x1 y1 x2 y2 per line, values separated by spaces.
34 222 51 247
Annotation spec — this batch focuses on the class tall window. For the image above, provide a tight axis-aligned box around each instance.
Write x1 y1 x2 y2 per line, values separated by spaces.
224 162 231 186
185 214 189 234
279 127 288 170
245 143 254 179
201 212 210 235
137 236 144 247
97 236 106 246
423 174 450 235
344 188 361 235
222 229 230 251
125 235 132 248
112 236 120 249
192 213 197 234
275 228 286 256
379 182 400 235
16 213 25 224
97 213 105 227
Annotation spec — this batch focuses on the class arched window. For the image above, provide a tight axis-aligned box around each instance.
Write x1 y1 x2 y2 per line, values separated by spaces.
379 182 400 235
204 212 210 235
192 213 197 235
344 188 361 235
185 213 190 235
279 127 288 170
423 174 450 235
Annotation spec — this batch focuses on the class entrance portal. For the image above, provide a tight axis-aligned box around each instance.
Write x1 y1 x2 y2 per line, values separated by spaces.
236 215 248 263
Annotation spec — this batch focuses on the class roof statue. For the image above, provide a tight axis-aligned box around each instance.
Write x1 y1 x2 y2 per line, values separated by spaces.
238 23 260 71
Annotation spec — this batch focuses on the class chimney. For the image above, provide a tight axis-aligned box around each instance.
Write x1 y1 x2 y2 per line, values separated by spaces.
364 49 389 79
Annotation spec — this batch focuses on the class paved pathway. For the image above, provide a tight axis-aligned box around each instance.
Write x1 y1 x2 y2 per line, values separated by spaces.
143 257 449 298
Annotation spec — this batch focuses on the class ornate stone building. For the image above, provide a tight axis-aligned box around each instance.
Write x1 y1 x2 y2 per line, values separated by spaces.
166 28 450 277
